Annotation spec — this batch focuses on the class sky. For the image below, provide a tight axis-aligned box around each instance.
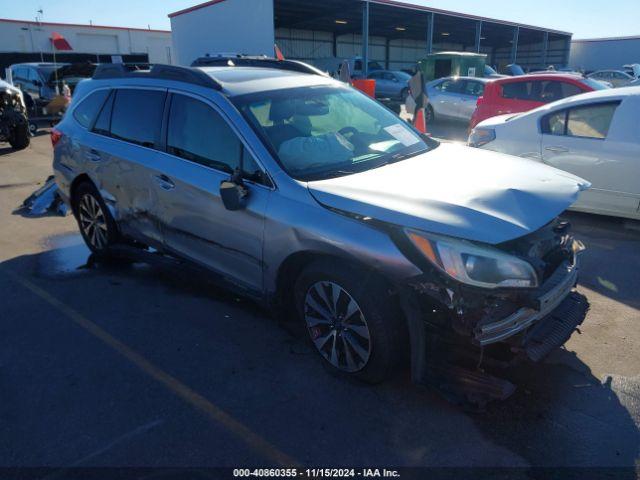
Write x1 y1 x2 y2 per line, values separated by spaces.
3 0 639 39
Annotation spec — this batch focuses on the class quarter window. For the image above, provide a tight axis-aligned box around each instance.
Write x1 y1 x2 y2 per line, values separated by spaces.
167 94 261 180
73 90 110 128
92 91 114 136
110 89 165 148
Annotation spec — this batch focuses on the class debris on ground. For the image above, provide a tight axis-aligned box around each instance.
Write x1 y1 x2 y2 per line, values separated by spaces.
20 175 68 217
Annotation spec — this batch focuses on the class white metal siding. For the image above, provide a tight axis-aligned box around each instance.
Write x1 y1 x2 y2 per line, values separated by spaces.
171 0 274 65
570 38 640 71
75 33 119 54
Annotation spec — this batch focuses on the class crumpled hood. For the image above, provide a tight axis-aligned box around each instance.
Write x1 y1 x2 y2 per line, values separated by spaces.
307 143 590 245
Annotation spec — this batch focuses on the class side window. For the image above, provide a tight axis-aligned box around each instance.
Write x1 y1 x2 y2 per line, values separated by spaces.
110 89 165 148
92 90 114 135
501 81 533 100
542 102 619 139
542 109 567 135
167 94 263 181
440 80 462 93
566 102 619 139
383 72 395 81
560 82 583 98
462 81 484 97
73 90 110 128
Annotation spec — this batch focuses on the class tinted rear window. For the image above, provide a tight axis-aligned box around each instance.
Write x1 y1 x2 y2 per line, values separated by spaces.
502 80 584 103
110 89 166 148
73 90 110 128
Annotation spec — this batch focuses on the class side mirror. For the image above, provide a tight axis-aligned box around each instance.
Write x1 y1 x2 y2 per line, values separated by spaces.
220 180 248 211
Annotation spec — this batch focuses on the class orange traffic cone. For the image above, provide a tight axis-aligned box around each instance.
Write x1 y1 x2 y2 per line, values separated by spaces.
413 107 428 134
274 44 285 61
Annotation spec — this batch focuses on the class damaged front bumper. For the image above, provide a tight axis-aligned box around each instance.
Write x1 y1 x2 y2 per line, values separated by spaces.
399 244 589 406
475 259 579 346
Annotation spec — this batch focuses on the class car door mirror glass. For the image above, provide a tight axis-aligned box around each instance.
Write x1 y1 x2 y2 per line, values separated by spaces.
220 176 249 211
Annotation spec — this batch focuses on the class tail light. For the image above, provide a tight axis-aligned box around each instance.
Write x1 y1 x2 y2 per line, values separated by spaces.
51 128 63 148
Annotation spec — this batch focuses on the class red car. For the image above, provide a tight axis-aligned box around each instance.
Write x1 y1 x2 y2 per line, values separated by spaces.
469 74 608 128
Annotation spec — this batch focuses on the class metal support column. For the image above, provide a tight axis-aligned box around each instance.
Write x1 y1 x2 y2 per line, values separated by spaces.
541 31 549 68
426 13 434 54
510 26 520 64
475 20 483 53
332 32 338 58
362 0 370 77
385 38 390 70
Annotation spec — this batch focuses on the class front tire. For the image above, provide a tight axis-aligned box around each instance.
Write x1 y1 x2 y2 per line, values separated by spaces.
72 182 119 255
425 104 435 124
294 260 405 384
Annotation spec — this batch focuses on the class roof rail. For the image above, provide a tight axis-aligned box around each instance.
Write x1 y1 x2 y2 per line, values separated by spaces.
92 63 222 90
191 55 329 77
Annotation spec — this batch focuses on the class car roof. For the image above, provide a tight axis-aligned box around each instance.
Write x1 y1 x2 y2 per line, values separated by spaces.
196 66 338 96
538 85 640 109
432 76 493 83
12 62 70 68
494 73 586 84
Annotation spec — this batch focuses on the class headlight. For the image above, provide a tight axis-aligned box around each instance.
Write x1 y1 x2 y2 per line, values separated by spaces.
468 127 496 148
406 229 538 289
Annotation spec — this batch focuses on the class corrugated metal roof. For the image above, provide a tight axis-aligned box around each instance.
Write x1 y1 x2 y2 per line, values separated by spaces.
169 0 572 36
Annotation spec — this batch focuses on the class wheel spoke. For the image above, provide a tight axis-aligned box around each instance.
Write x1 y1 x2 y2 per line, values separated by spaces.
313 330 335 351
306 295 333 322
346 323 369 339
314 283 334 314
343 298 361 323
329 334 339 366
344 331 369 362
329 283 341 314
341 335 357 371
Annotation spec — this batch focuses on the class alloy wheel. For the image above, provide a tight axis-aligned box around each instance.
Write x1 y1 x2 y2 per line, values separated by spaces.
304 281 372 372
78 193 109 250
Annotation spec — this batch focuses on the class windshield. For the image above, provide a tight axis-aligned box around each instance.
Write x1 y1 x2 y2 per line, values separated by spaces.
233 85 433 181
581 78 611 90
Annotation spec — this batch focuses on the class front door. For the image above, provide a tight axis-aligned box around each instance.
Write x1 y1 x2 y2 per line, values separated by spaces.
153 92 270 293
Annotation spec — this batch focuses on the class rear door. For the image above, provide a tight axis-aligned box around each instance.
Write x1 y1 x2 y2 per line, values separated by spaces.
153 91 271 293
541 100 639 216
433 79 464 118
88 87 168 246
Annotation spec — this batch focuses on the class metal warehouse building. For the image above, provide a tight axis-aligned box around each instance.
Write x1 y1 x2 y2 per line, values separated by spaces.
0 18 173 72
570 36 640 72
170 0 572 73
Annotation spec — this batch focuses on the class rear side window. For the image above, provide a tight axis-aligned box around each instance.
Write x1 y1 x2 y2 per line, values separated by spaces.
438 80 462 93
92 91 114 135
501 81 532 100
542 102 620 139
110 89 166 148
167 94 260 177
73 90 110 128
462 81 485 97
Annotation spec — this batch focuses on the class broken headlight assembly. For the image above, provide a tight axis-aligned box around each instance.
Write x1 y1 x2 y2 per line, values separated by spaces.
405 229 539 289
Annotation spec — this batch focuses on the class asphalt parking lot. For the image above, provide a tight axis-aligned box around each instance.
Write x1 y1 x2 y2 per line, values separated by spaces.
0 132 639 475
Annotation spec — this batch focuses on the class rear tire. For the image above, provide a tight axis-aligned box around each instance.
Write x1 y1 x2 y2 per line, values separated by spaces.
294 259 405 384
72 182 119 255
9 120 30 150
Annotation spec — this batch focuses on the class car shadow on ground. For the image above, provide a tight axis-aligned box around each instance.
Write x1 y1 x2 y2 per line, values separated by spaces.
1 234 638 470
563 211 640 310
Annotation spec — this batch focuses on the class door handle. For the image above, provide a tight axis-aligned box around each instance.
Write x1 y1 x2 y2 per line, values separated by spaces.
545 146 569 153
154 174 175 191
85 149 101 162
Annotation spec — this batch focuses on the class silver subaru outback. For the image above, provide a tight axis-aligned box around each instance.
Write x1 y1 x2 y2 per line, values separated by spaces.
52 61 589 401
